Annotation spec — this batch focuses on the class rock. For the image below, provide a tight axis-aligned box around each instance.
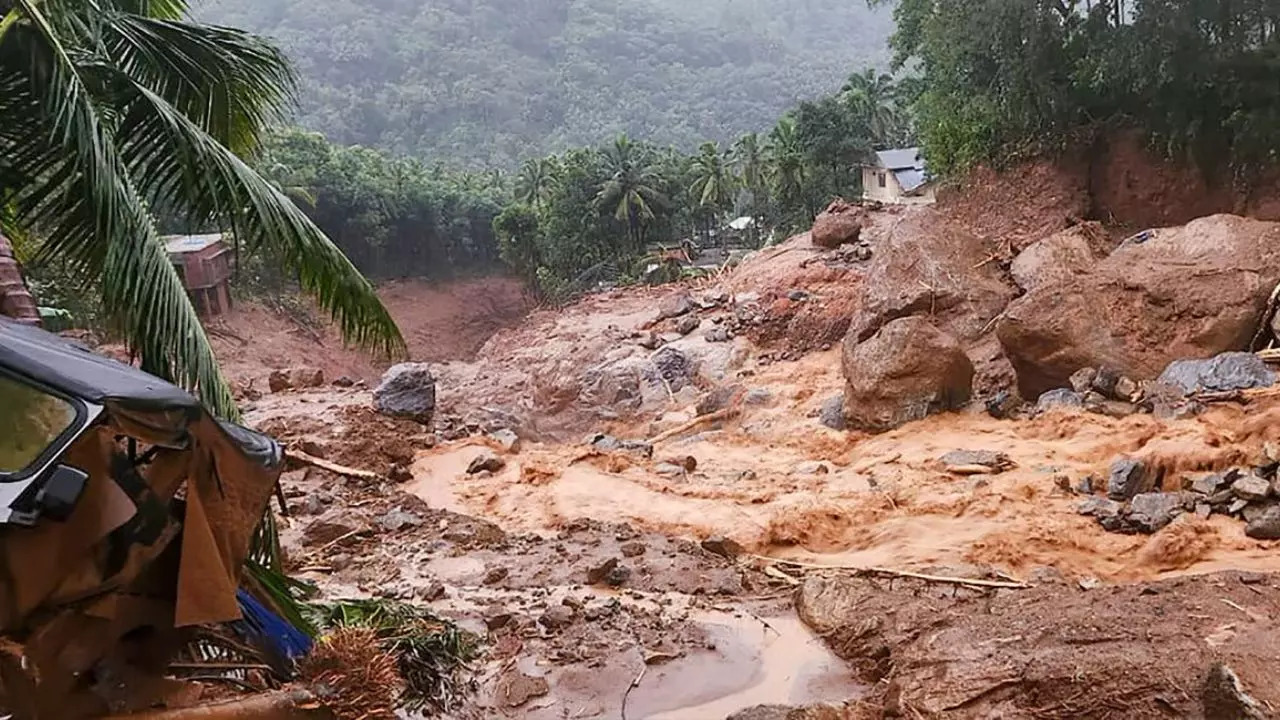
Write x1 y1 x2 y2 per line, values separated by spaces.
332 375 356 388
299 494 328 515
985 391 1021 419
787 289 809 301
484 610 514 631
847 209 1017 345
1195 503 1213 519
725 706 794 720
1036 388 1085 412
467 451 506 475
298 439 328 459
290 367 324 388
374 363 437 424
675 315 701 336
652 346 693 392
654 462 686 477
841 317 975 432
378 508 422 532
1077 496 1124 521
1232 474 1272 502
1107 458 1155 501
1191 473 1231 496
490 429 522 453
744 388 773 406
1245 507 1280 539
939 450 1014 474
1010 223 1110 292
1241 502 1276 524
267 369 291 393
302 519 360 547
696 384 743 416
638 332 663 350
1113 375 1140 400
496 668 549 708
819 394 847 430
415 582 445 601
1069 367 1098 394
587 558 620 585
734 291 760 305
1077 475 1096 495
1201 663 1268 719
387 463 414 483
704 326 731 343
483 567 509 585
999 215 1280 398
1229 498 1251 515
1127 492 1187 533
656 291 695 321
1158 352 1276 395
701 536 745 559
589 434 654 459
791 461 830 476
811 199 866 249
605 563 631 586
620 541 647 558
1089 366 1121 397
539 605 576 630
662 455 697 472
329 553 353 572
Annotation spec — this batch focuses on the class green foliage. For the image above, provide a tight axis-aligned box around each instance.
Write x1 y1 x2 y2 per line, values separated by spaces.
0 0 403 419
886 0 1280 177
194 0 894 167
255 129 505 281
493 203 543 291
306 597 481 714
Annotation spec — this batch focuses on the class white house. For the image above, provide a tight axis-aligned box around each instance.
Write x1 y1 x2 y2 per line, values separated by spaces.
863 147 936 205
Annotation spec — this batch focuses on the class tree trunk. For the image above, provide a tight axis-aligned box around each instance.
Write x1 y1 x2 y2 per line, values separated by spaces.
0 232 40 325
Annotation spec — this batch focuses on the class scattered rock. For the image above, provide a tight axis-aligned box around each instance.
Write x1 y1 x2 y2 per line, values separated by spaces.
415 582 445 601
620 541 647 558
1195 503 1213 519
734 291 760 306
378 508 422 532
496 668 549 708
704 326 731 343
811 199 866 249
744 388 773 406
1077 475 1096 495
301 519 360 547
985 391 1021 419
654 462 686 477
267 369 291 393
587 558 620 585
299 494 328 516
539 605 576 630
332 375 356 388
483 567 509 585
656 291 695 321
298 439 328 459
1245 506 1280 540
1069 367 1097 394
1158 352 1276 395
1241 502 1276 524
589 434 654 459
1127 492 1188 533
1231 474 1272 502
701 536 745 559
387 463 414 483
1077 496 1124 522
697 384 743 416
1229 499 1250 516
490 429 522 453
484 610 514 631
1113 375 1140 400
1036 388 1085 413
1108 458 1155 501
1201 663 1268 719
1192 473 1231 496
819 394 846 430
289 367 324 388
841 317 975 432
791 461 830 476
605 564 631 586
725 706 794 720
939 450 1014 474
467 450 506 475
675 315 701 336
374 363 437 425
638 332 663 350
662 455 698 472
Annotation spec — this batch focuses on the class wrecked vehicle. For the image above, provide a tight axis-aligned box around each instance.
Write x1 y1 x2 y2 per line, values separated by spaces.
0 318 294 718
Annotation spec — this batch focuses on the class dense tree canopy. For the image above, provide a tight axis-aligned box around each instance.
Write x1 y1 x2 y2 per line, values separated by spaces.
194 0 894 167
883 0 1280 177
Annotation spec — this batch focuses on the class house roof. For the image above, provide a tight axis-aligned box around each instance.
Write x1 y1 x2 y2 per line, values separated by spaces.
873 147 930 193
163 233 225 255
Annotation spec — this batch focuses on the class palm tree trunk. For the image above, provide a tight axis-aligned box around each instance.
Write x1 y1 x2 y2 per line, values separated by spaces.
0 232 40 325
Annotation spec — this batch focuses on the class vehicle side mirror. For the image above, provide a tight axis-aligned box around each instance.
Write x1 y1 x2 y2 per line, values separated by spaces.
35 465 88 522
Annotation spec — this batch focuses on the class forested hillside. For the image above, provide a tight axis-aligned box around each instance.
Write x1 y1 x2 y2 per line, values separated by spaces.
194 0 894 166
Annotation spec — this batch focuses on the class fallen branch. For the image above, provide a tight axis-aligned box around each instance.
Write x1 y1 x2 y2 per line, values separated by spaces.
102 689 334 719
748 554 1030 589
620 666 647 720
647 408 736 444
288 449 380 480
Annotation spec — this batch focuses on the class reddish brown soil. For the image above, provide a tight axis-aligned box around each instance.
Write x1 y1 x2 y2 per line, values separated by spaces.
208 276 530 387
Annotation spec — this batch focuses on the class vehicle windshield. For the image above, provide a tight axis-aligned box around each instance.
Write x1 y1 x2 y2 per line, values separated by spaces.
0 374 78 477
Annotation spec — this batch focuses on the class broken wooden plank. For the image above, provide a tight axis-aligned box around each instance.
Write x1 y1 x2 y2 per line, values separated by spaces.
287 449 379 480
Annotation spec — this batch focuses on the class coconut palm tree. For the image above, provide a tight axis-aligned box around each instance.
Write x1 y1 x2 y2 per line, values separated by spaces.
766 116 811 219
596 135 666 254
841 69 903 146
0 0 403 418
688 142 734 243
515 156 558 210
0 232 37 324
732 132 768 243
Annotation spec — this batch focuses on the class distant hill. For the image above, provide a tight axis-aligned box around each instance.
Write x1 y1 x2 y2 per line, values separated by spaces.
194 0 894 166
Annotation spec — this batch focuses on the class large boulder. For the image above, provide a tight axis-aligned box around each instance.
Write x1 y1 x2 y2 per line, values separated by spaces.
998 215 1280 398
848 208 1017 344
841 317 975 432
374 363 437 424
810 199 866 249
1157 352 1275 395
1009 222 1113 292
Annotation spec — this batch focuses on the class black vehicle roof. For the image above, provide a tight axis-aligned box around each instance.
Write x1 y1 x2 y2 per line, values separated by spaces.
0 317 199 411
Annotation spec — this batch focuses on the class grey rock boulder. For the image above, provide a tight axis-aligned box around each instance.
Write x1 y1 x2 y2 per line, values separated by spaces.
374 363 437 424
1158 352 1275 395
